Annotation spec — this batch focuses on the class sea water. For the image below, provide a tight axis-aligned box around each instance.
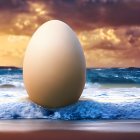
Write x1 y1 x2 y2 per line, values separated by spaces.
0 67 139 120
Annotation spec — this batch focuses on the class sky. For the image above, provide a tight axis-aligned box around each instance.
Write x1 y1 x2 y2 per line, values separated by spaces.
0 0 140 68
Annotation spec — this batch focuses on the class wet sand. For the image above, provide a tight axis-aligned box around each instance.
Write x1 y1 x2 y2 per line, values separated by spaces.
0 120 139 140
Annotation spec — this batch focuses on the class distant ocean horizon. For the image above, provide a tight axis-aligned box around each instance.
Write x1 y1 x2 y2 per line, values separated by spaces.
0 67 139 120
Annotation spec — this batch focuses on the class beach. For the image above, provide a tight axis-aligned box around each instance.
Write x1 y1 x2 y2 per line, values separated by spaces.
0 120 139 140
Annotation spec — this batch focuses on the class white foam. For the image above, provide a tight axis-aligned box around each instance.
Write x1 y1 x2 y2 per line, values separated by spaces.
0 84 139 120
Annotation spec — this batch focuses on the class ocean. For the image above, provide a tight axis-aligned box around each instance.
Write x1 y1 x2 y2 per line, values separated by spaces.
0 67 139 120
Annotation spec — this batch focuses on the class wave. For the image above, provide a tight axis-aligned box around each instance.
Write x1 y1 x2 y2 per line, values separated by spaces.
0 83 24 88
0 67 140 85
87 68 140 84
0 67 139 120
0 99 139 120
0 84 16 88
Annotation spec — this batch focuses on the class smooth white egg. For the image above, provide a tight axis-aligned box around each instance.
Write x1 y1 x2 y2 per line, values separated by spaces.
23 20 86 108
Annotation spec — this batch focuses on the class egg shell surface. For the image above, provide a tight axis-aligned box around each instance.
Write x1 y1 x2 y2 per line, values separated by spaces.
23 20 86 108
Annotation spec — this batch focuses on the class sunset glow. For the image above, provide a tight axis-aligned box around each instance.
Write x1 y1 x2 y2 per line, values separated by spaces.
0 0 140 67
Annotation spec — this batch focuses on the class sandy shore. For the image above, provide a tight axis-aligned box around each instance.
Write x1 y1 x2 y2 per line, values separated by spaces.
0 120 139 140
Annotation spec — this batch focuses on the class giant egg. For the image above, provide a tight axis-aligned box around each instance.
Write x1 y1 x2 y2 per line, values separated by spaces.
23 20 86 108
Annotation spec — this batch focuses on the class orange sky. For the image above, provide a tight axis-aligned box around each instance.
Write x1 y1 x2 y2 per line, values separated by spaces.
0 0 140 68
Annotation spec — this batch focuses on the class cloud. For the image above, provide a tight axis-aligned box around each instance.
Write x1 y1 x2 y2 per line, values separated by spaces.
85 47 140 68
0 0 140 35
79 27 140 50
0 0 140 67
0 0 28 11
0 34 30 66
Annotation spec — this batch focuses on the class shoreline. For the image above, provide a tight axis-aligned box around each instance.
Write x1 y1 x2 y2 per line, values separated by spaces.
0 120 139 140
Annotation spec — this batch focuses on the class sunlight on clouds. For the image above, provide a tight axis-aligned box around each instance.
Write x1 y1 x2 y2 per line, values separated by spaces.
5 1 52 35
1 26 140 67
80 26 140 67
8 35 29 43
28 1 51 19
0 0 140 67
78 28 120 50
0 35 30 67
29 2 47 15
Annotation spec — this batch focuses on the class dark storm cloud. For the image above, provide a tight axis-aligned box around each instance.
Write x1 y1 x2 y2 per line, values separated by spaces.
47 0 140 30
0 0 140 35
0 0 29 11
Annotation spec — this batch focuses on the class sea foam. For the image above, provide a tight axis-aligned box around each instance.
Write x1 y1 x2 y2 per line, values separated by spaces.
0 68 139 120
